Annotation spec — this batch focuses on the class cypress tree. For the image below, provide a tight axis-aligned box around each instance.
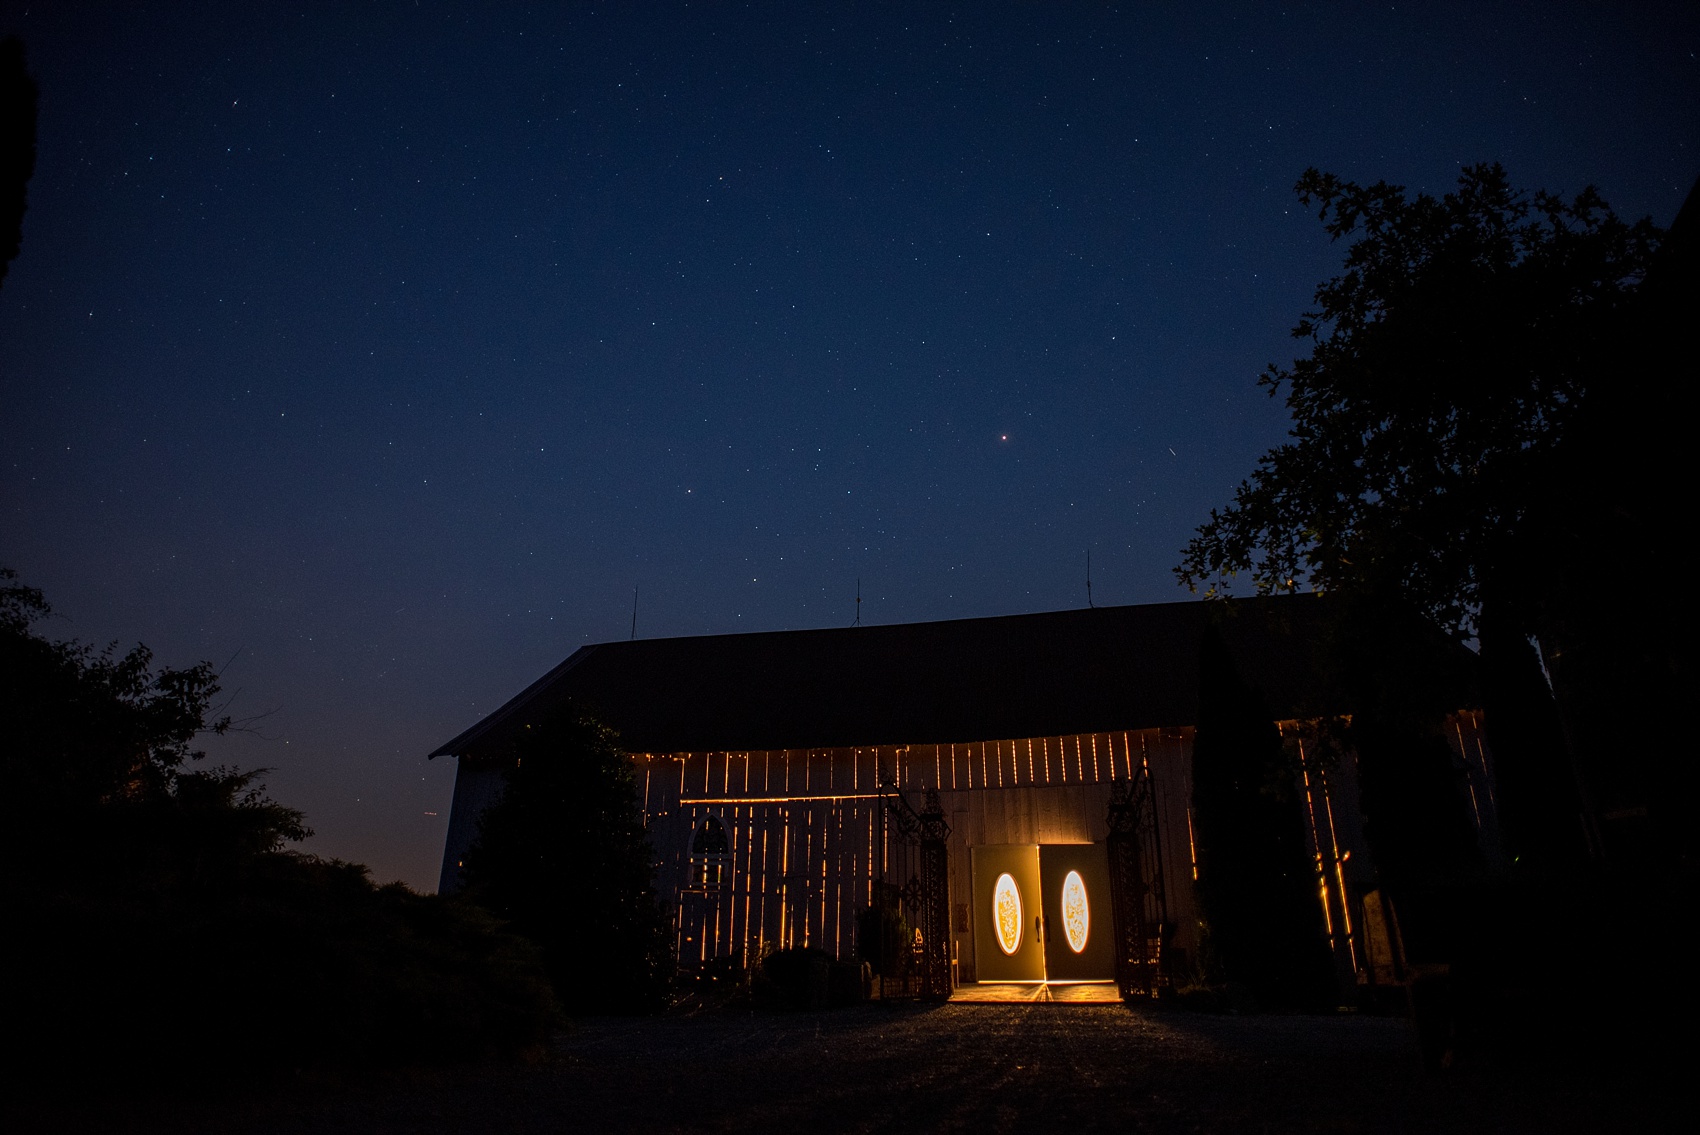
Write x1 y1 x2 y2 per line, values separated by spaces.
462 711 674 1013
1190 624 1335 1008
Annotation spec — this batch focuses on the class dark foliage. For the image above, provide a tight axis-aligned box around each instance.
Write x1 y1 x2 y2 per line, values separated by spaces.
1189 625 1335 1009
1326 596 1484 893
0 571 556 1088
1 35 36 289
1476 606 1587 870
1346 721 1483 968
1175 167 1698 1058
461 711 674 1013
0 572 298 878
1177 164 1699 873
13 855 557 1078
1176 163 1661 639
1477 175 1698 870
855 882 909 977
751 947 865 1010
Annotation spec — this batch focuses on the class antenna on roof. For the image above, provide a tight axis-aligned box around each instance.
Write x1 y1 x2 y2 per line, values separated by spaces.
630 584 638 640
1086 550 1094 609
852 577 862 627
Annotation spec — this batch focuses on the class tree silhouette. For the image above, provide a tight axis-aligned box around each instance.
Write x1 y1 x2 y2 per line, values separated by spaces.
0 570 555 1086
0 569 306 892
1176 164 1660 639
1176 164 1700 870
462 710 674 1013
1190 625 1335 1008
1 36 37 290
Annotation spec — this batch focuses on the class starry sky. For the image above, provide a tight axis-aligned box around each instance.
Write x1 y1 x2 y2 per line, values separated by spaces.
2 2 1696 890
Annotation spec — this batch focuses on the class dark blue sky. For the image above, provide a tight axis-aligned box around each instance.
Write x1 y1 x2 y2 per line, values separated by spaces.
3 2 1696 889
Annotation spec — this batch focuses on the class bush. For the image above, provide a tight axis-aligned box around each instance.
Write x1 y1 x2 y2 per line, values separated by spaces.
750 948 866 1010
0 570 557 1088
10 856 558 1082
753 948 831 1009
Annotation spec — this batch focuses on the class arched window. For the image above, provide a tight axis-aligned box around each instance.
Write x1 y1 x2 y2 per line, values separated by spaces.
690 813 731 886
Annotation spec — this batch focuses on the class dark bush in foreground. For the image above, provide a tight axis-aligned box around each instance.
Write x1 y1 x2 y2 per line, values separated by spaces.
751 948 866 1010
0 571 557 1088
10 855 557 1081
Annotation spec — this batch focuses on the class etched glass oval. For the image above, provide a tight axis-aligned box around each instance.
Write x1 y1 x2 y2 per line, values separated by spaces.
993 872 1023 955
1062 869 1089 953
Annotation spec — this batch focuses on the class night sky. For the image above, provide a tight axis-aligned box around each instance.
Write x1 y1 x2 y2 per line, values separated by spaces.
3 2 1696 890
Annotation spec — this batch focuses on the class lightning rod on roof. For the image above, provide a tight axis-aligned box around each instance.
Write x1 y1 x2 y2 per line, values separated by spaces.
853 577 862 627
630 584 638 640
1086 550 1094 608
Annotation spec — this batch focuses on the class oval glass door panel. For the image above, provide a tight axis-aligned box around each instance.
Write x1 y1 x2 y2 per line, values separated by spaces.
993 872 1023 955
1061 869 1089 953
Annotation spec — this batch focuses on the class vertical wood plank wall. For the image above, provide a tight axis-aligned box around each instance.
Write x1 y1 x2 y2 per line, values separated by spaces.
635 728 1202 982
633 716 1496 983
1283 721 1368 979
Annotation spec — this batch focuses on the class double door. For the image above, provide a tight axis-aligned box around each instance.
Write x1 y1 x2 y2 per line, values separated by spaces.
970 842 1115 981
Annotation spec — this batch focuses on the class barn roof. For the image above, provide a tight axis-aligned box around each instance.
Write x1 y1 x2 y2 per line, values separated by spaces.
429 594 1455 759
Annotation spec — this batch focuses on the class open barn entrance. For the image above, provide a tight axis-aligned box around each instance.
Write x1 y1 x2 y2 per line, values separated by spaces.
970 843 1116 983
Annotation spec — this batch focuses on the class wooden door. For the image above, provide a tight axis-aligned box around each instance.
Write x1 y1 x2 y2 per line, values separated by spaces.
970 844 1045 981
1039 842 1116 980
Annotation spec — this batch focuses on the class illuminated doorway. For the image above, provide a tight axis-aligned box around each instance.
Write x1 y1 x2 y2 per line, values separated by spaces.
1038 843 1115 980
971 844 1044 981
971 843 1115 982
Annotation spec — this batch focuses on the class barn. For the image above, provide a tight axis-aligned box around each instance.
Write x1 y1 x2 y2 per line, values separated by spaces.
432 594 1495 1001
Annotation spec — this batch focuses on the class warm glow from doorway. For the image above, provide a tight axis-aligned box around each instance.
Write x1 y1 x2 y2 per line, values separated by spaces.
1062 870 1089 953
993 873 1023 955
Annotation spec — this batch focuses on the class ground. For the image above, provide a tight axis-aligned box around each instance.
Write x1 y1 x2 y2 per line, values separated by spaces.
10 1002 1679 1133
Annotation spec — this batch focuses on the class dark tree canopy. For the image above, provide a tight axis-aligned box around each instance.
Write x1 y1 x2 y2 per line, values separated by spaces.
1177 162 1700 880
0 568 307 881
1177 164 1661 638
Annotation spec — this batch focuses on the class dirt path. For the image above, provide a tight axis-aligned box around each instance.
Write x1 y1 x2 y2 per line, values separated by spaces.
12 1004 1677 1133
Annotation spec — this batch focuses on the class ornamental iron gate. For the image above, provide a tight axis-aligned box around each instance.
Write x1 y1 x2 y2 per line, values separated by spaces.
871 773 953 1001
1106 766 1171 1000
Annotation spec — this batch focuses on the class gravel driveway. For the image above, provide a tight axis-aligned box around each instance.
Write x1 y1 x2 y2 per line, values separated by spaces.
11 1003 1677 1133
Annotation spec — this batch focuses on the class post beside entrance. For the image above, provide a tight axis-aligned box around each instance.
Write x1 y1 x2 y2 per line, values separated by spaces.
1107 771 1169 1001
917 788 953 1001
